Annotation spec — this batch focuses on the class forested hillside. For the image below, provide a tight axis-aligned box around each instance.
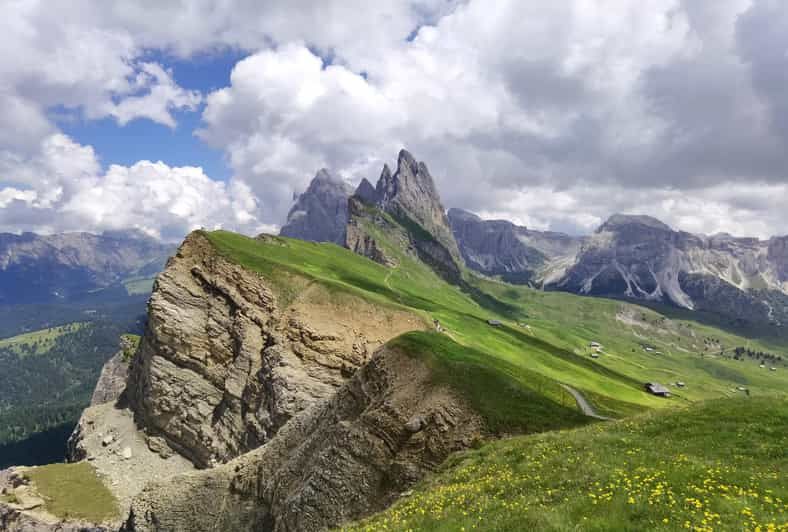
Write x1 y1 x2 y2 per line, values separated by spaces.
0 310 145 467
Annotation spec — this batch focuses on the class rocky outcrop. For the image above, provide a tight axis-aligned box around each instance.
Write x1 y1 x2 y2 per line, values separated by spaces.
279 169 353 245
345 198 396 267
125 232 424 467
123 341 484 532
448 208 581 283
89 338 135 406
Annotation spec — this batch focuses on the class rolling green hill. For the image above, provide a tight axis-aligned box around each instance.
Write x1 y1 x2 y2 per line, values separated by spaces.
206 230 788 419
0 322 89 357
201 229 788 530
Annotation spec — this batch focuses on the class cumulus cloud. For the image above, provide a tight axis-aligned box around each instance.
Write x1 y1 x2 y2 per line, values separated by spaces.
191 0 788 238
0 134 267 240
4 0 788 240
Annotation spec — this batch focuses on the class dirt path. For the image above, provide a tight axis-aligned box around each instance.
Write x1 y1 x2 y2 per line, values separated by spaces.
560 384 613 421
383 261 399 292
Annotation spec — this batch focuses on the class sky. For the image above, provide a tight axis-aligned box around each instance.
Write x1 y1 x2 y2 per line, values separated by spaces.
3 0 788 241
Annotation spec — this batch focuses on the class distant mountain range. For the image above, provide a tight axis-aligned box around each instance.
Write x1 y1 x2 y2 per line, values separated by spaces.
0 230 173 305
0 230 174 460
280 153 788 327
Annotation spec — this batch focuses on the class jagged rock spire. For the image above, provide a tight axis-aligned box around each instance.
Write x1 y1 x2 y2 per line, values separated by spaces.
280 169 353 244
371 149 462 261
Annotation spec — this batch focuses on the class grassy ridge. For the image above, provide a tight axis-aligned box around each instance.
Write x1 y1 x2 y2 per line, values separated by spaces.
205 230 788 419
343 397 788 531
392 332 590 434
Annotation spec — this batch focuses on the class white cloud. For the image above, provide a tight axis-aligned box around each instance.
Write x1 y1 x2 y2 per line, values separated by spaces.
0 133 267 240
3 0 788 241
194 0 788 239
105 63 201 127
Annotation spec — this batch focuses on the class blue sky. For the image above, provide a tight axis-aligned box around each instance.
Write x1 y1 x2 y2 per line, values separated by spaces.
3 1 788 240
55 49 247 182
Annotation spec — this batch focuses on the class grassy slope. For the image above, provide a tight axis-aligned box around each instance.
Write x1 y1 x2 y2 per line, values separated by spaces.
343 397 787 531
206 231 788 418
21 462 119 523
392 332 590 434
0 322 89 357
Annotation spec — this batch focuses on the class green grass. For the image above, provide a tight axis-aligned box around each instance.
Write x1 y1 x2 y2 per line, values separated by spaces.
203 230 788 421
0 322 89 357
392 332 590 434
342 396 788 531
120 333 141 362
22 462 119 523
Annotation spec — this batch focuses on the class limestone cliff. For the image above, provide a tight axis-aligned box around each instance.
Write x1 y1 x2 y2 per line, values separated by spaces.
125 231 424 467
552 214 788 325
122 341 484 532
89 336 136 406
375 150 462 263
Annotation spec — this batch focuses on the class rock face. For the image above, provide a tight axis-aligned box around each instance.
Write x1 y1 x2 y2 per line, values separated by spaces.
0 230 172 304
89 339 133 406
123 343 484 532
346 150 464 283
125 232 424 467
279 169 354 245
551 214 788 325
448 208 582 283
375 150 462 262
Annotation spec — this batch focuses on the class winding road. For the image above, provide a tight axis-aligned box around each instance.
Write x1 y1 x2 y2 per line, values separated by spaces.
560 384 613 421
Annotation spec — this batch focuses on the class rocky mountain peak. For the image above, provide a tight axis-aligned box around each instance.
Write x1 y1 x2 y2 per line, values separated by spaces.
375 163 395 204
370 149 462 261
599 214 673 233
447 208 483 223
448 208 582 284
279 169 353 244
353 177 379 205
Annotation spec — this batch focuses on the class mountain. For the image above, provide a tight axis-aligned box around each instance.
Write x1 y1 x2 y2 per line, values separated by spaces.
5 154 787 530
0 230 172 305
0 231 172 469
552 214 788 325
447 208 788 326
448 208 582 284
346 149 464 282
373 150 462 261
276 152 788 327
279 169 354 244
1 226 785 530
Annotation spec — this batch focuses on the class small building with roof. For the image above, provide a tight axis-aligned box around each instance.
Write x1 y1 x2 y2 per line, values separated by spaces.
645 382 671 397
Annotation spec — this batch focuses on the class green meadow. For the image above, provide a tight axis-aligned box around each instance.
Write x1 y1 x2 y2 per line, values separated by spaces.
343 397 787 531
204 229 788 530
206 230 788 418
